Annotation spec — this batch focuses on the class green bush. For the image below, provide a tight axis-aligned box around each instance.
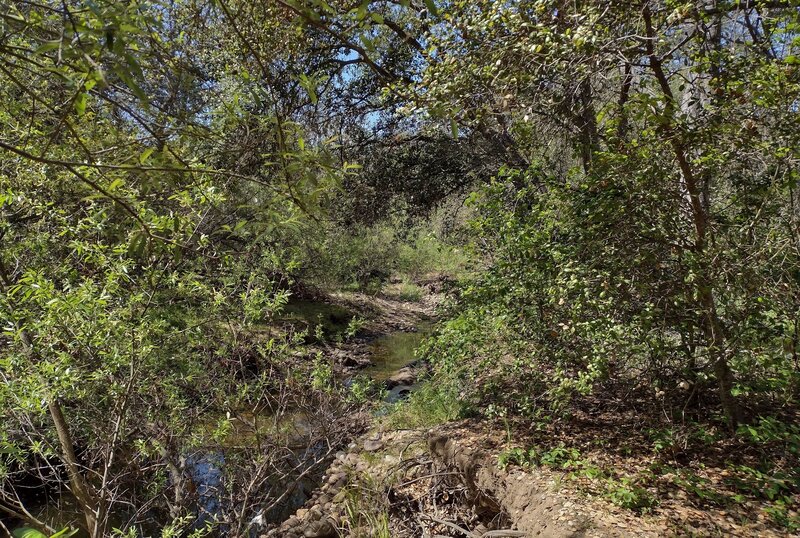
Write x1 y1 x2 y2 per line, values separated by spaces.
384 373 462 429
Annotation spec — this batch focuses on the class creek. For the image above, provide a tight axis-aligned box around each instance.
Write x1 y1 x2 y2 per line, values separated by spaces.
13 299 432 537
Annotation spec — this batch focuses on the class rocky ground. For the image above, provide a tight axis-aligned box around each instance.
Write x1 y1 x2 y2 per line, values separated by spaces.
258 279 797 537
304 278 442 382
260 424 660 538
261 420 796 537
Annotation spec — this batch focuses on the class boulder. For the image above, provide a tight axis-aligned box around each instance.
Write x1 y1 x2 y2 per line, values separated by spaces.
385 367 416 388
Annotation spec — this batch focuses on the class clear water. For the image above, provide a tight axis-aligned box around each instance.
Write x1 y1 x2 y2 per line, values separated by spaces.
277 300 354 341
363 321 433 381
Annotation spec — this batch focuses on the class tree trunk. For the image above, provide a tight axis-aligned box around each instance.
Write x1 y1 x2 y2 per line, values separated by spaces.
577 76 598 174
48 400 100 535
643 3 744 429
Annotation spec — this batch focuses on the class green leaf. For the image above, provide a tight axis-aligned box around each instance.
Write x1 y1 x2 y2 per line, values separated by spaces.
139 147 155 164
50 529 79 538
112 65 147 102
128 232 147 258
75 92 88 116
424 0 438 16
12 528 46 538
34 40 61 54
107 178 124 192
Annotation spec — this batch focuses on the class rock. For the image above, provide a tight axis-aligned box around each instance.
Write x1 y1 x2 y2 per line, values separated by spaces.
341 355 371 367
303 518 337 538
385 367 416 388
296 508 309 520
363 438 383 452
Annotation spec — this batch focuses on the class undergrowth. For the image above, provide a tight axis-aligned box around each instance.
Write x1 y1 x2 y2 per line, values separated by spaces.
384 374 462 430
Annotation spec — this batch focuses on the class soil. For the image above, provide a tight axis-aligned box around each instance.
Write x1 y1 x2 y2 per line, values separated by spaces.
261 279 799 537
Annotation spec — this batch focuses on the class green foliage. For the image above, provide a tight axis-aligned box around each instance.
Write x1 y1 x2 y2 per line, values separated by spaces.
604 478 657 512
311 352 334 391
497 447 539 470
3 0 800 533
340 478 392 538
347 375 381 404
345 316 368 340
497 444 656 512
539 445 583 470
12 528 77 538
297 219 469 292
385 280 423 302
737 417 800 452
384 373 462 429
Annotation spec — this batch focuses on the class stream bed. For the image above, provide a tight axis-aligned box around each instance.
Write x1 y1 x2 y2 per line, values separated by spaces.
15 300 433 537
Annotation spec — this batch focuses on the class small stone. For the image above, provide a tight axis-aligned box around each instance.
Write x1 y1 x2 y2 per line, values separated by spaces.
303 519 337 538
364 439 383 452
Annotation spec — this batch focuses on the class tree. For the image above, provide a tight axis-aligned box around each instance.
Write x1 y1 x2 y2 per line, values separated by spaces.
0 1 359 534
412 0 800 428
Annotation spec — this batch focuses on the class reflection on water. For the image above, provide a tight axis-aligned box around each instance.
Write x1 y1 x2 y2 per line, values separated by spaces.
16 310 434 536
187 452 224 526
363 322 432 381
278 300 354 341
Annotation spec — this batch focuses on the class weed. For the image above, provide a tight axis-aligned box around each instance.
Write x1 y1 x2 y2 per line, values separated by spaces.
673 470 730 506
384 374 462 429
498 446 539 470
604 477 657 512
345 315 367 340
340 476 391 538
310 352 333 391
395 281 423 302
348 375 380 404
540 445 583 470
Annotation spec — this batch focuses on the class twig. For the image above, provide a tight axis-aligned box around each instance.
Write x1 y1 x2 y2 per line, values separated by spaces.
420 512 478 537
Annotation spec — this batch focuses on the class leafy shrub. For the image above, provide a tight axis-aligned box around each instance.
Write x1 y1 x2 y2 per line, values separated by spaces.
604 478 657 512
498 447 540 470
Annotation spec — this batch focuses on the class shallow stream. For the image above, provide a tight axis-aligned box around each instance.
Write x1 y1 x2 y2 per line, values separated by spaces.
16 299 432 537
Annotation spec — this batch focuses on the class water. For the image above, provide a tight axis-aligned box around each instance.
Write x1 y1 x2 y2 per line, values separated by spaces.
278 300 355 341
363 321 433 381
13 307 433 535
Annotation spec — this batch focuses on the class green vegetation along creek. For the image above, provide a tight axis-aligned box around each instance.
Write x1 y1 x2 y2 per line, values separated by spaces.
17 297 431 537
2 0 800 536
